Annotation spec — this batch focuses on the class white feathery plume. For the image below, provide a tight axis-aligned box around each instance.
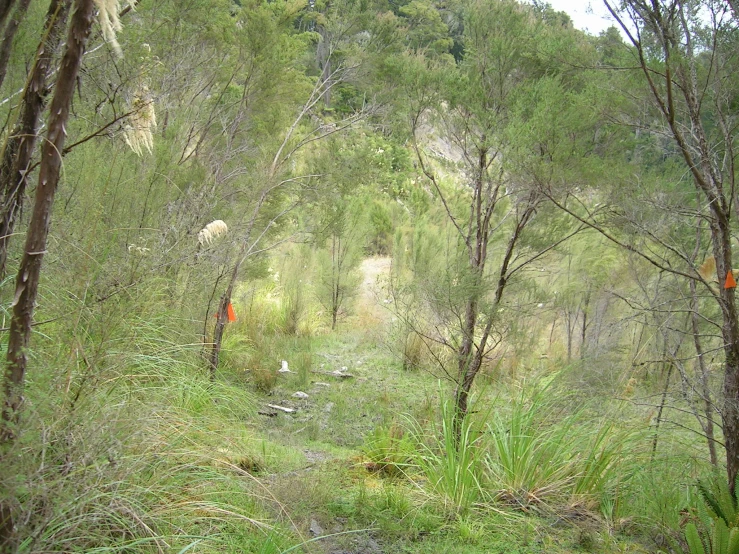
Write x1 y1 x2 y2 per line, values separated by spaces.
198 220 228 245
94 0 125 57
123 86 156 156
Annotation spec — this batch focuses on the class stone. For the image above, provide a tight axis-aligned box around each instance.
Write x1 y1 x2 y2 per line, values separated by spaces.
309 518 324 537
292 391 309 399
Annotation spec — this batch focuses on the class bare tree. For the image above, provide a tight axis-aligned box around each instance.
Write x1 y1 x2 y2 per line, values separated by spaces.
1 0 96 441
0 0 71 278
601 0 739 493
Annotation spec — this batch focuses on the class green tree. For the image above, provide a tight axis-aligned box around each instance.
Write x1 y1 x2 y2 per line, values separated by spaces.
397 0 590 438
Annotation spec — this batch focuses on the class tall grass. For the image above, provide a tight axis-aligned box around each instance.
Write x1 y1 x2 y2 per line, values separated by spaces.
0 327 298 553
484 389 632 512
369 383 636 519
485 394 578 507
403 398 487 514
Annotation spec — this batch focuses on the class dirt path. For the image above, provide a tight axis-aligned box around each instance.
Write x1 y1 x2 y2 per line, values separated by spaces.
356 257 392 324
257 257 394 553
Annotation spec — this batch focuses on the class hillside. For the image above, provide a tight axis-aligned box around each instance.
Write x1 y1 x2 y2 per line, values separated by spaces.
1 0 737 552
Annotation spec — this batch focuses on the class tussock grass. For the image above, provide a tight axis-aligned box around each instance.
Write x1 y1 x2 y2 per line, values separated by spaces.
484 391 631 512
358 381 639 526
403 398 487 515
0 327 301 553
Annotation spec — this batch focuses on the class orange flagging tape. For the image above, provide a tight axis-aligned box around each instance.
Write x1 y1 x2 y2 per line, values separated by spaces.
213 303 237 322
726 271 737 289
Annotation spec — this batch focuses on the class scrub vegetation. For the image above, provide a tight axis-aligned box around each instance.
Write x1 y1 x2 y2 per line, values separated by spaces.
0 0 737 552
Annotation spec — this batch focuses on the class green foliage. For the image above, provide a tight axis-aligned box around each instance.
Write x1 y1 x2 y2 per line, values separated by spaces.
404 398 487 514
684 475 739 554
361 422 414 477
0 0 734 551
698 476 739 529
684 520 739 554
483 387 631 512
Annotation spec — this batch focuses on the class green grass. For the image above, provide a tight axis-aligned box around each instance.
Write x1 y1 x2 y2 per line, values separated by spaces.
1 274 724 554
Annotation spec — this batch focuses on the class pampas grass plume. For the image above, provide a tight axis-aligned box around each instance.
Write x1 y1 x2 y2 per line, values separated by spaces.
198 220 228 245
93 0 135 58
124 86 156 156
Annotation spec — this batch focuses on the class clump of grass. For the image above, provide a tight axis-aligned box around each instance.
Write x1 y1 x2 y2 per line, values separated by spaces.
252 368 278 394
483 388 633 513
402 329 424 372
485 392 578 508
220 333 254 373
361 422 414 477
404 398 487 515
0 331 292 554
294 349 313 389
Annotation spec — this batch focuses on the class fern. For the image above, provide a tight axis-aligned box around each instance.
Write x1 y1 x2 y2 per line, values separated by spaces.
685 476 739 554
697 476 739 528
685 523 706 554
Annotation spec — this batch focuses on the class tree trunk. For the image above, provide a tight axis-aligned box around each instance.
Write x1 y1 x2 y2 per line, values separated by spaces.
708 206 739 492
209 290 232 381
453 295 478 439
331 234 339 330
689 279 718 466
602 0 739 493
1 0 95 442
0 0 31 91
0 0 70 278
0 0 17 30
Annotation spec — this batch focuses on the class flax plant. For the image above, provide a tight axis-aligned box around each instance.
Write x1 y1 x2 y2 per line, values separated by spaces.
485 393 578 507
404 398 487 514
484 389 631 512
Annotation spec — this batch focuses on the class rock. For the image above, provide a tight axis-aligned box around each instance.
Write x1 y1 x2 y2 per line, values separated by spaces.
279 360 292 373
331 369 354 379
266 404 295 413
323 402 334 413
314 382 330 388
309 518 324 537
292 391 309 399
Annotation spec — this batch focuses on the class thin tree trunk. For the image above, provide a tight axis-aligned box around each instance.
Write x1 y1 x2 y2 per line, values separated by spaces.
0 0 31 91
580 290 590 360
331 234 338 330
209 207 261 378
690 277 718 465
0 0 17 31
454 295 479 437
1 0 95 441
0 0 70 277
651 362 674 461
710 209 739 492
565 309 573 361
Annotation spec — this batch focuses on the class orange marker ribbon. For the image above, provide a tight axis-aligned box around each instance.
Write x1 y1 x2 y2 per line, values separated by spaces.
213 303 237 322
726 270 737 289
